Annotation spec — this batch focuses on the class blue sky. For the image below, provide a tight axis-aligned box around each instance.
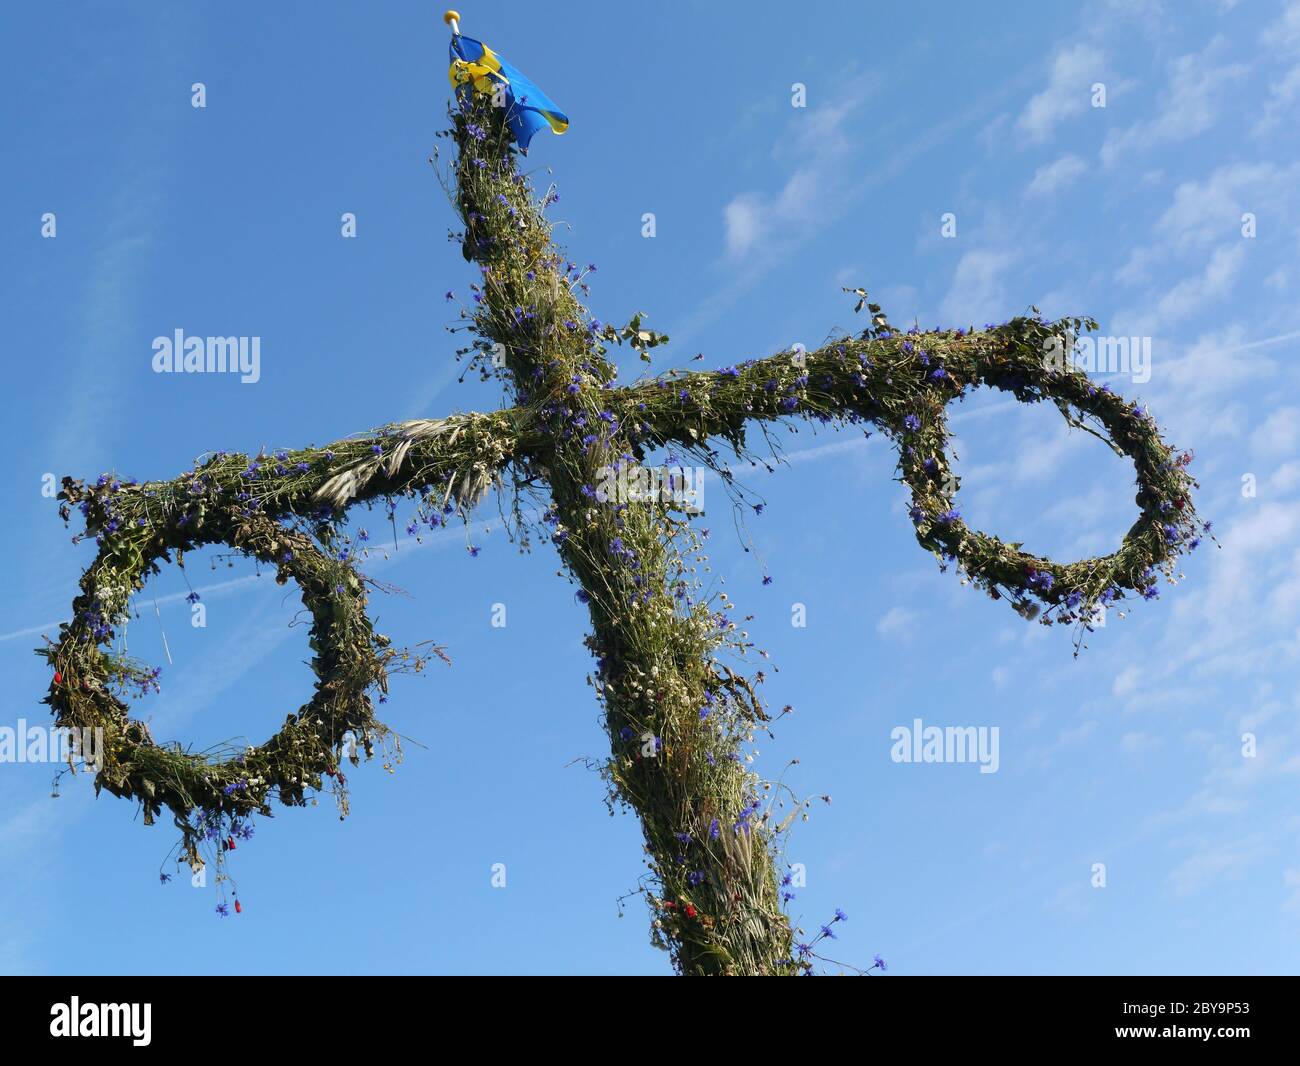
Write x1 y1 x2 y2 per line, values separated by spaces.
2 0 1299 975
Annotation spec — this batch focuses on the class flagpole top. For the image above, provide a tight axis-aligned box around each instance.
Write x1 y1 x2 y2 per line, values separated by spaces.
443 10 461 34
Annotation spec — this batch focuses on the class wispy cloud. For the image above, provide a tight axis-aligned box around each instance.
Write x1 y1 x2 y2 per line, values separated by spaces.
1100 35 1247 168
1025 154 1087 198
1016 44 1105 143
939 250 1016 326
875 605 920 641
1252 0 1300 136
721 75 878 263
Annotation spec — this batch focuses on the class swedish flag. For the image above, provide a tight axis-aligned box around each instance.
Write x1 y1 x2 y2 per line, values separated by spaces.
449 32 568 152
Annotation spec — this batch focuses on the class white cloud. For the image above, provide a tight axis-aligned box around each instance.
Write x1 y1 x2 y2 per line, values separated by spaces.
1114 241 1248 339
1254 1 1300 135
1017 45 1105 143
1267 460 1300 495
1251 406 1300 456
1161 164 1292 250
1113 665 1143 699
939 250 1016 326
1169 844 1258 895
876 605 919 640
720 83 873 261
1120 730 1164 755
1117 163 1299 289
1100 36 1247 168
1026 720 1098 768
1254 65 1300 135
1286 865 1300 911
1149 243 1247 331
723 193 764 258
1025 154 1088 198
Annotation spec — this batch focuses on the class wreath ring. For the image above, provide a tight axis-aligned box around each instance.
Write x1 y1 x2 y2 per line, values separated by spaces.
878 324 1199 625
45 490 399 863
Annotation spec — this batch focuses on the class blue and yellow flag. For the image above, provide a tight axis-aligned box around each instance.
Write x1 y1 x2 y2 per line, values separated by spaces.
449 33 568 152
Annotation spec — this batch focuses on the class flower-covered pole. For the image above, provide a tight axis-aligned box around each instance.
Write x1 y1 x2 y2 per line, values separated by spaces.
450 95 798 974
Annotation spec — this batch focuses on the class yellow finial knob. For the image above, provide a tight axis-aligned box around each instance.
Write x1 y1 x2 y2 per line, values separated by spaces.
443 10 460 25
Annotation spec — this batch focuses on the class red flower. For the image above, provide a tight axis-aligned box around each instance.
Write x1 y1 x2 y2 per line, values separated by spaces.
53 671 62 685
234 899 242 914
684 903 697 919
226 836 236 851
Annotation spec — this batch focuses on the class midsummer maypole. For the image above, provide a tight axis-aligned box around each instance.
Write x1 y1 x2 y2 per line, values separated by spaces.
44 8 1206 976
